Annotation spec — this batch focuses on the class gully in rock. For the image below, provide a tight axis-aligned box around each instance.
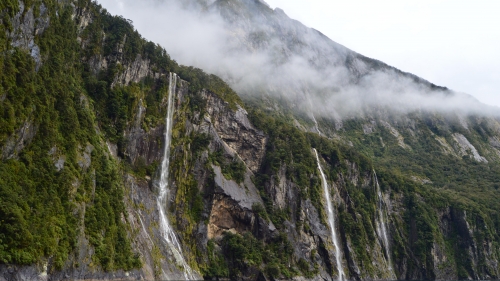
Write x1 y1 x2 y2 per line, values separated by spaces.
314 149 345 281
157 73 196 280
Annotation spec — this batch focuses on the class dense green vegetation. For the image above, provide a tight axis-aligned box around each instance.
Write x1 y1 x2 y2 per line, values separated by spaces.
2 0 500 278
247 101 500 278
202 232 301 280
0 0 139 269
336 115 500 240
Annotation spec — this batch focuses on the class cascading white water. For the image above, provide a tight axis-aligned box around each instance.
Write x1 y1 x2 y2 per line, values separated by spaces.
313 149 345 281
312 114 322 136
373 170 395 279
307 93 322 136
157 73 196 280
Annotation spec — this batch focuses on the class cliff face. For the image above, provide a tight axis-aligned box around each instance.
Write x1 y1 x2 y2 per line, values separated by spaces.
1 0 500 280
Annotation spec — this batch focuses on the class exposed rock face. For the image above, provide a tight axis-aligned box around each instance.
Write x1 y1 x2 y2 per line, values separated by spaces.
452 133 488 163
489 136 500 149
201 90 267 173
0 251 144 281
207 164 275 239
77 144 94 170
212 165 262 210
113 55 153 87
125 118 164 166
434 207 500 279
269 165 292 210
380 120 411 150
8 1 49 70
124 175 196 280
362 121 376 135
85 70 273 279
435 135 456 156
208 193 255 239
1 121 37 160
295 199 334 281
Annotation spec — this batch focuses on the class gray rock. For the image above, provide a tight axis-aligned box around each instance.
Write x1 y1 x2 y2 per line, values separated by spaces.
8 2 49 71
55 156 65 171
452 133 488 163
1 121 37 160
202 89 267 173
212 164 262 210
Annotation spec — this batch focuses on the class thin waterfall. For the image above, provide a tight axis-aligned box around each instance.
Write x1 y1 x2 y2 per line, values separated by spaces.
373 170 395 279
157 73 196 280
307 92 322 136
313 149 345 281
312 114 322 136
136 99 144 128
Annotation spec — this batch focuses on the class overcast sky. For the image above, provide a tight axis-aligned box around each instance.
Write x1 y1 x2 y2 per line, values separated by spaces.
263 0 500 107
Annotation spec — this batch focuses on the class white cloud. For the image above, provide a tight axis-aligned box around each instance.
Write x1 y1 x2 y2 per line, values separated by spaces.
263 0 500 107
96 0 500 120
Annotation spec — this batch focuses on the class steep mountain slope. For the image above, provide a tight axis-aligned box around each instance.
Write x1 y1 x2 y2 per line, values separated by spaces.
109 0 500 192
1 0 500 280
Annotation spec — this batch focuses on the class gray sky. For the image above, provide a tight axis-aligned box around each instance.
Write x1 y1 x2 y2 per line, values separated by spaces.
264 0 500 107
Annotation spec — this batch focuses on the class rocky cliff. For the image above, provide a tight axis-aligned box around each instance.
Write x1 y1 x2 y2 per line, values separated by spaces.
1 0 500 280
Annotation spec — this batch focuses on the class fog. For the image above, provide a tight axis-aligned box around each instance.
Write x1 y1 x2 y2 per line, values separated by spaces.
96 0 500 120
263 0 500 109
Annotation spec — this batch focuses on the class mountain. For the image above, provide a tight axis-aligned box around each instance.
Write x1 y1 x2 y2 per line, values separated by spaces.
1 0 500 280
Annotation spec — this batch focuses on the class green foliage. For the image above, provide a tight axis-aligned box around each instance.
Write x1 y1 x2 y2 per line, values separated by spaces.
0 3 83 266
248 106 319 227
132 158 158 178
249 108 316 181
0 0 140 270
187 180 204 222
187 90 206 114
265 262 281 278
338 115 500 222
223 159 246 184
207 148 225 166
190 133 210 156
176 67 243 110
297 258 317 278
0 0 20 18
84 154 141 270
252 203 269 222
219 231 296 279
208 148 246 184
202 240 229 279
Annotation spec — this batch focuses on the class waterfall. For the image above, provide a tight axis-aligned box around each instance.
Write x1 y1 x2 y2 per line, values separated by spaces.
157 73 196 280
373 170 395 279
312 114 322 136
307 92 322 136
313 149 345 281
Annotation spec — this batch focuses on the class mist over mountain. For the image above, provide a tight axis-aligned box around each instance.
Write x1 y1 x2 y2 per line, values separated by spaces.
99 0 499 120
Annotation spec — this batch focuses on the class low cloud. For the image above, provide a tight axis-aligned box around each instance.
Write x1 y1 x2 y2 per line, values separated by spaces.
97 0 500 121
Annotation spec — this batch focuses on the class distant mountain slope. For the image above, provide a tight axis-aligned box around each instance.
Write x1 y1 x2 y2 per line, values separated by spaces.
104 0 495 122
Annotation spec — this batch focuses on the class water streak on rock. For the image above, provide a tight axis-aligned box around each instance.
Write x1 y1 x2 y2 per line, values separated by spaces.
374 170 395 279
314 148 345 281
157 73 196 280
